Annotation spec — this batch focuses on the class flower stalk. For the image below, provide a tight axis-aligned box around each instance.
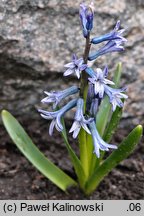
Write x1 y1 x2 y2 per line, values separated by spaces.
79 4 94 175
80 32 91 99
79 33 92 177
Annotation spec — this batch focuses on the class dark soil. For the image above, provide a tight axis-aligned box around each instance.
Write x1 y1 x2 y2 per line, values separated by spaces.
0 117 144 200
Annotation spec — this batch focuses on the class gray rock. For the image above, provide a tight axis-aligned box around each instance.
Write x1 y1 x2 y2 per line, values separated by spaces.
0 0 144 128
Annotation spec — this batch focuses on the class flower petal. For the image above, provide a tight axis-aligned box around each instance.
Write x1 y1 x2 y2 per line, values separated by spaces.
64 62 75 68
75 68 81 79
79 64 87 71
56 115 63 132
41 97 55 103
40 114 53 120
49 119 56 136
93 141 100 158
73 127 81 139
63 68 74 76
81 122 91 134
75 58 83 66
104 79 115 85
69 121 80 133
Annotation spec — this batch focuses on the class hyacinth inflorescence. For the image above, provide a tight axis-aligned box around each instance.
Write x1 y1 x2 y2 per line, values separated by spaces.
39 2 127 158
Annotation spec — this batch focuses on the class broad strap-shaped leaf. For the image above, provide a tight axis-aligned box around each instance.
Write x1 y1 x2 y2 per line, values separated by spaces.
61 119 86 188
85 125 143 195
1 110 77 191
96 96 111 136
104 106 123 143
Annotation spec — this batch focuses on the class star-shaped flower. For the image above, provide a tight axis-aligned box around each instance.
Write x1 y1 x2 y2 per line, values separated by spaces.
91 20 127 44
69 98 93 138
64 54 87 79
105 85 128 111
89 120 117 158
41 86 79 109
88 20 127 61
89 39 126 61
38 99 77 136
87 67 115 98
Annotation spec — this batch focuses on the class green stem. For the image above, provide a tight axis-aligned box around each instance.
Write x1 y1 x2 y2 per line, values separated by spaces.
86 134 95 175
78 129 89 178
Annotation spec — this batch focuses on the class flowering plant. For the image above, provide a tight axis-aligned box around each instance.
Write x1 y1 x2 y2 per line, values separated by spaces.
1 2 142 195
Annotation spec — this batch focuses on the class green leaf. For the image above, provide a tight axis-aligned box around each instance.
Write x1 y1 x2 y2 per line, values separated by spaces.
96 96 111 136
113 62 122 88
61 120 86 189
1 110 77 191
96 62 122 136
85 125 143 195
104 106 123 143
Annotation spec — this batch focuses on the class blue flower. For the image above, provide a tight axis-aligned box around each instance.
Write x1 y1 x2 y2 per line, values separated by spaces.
69 98 93 138
64 54 87 79
88 39 126 61
38 99 77 136
86 83 101 117
91 20 127 44
79 2 94 37
85 67 95 78
105 85 128 111
87 67 115 98
41 86 79 109
89 98 99 117
89 120 117 158
86 82 95 112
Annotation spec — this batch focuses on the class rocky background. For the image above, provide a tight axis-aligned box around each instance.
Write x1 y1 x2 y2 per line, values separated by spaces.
0 0 144 129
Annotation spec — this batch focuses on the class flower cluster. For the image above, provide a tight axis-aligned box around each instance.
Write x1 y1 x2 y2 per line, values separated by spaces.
39 2 127 158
